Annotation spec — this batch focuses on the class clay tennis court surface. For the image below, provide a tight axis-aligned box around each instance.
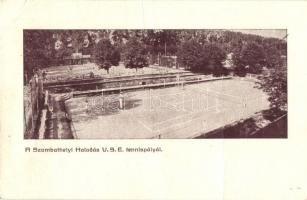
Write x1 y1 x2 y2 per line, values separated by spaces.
65 78 269 139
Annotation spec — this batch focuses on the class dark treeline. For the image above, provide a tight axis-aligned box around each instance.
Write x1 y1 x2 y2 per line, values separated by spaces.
24 29 287 79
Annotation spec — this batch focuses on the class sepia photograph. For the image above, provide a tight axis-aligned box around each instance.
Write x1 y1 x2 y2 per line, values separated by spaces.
3 1 307 199
23 29 287 139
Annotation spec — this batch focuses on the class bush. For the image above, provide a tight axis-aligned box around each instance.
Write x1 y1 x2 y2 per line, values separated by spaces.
212 66 229 77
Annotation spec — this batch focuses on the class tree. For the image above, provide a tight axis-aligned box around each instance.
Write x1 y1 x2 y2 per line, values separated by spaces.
203 43 227 71
177 40 227 75
110 49 121 66
264 46 283 69
234 42 265 74
111 30 130 53
24 30 53 84
123 37 149 71
262 38 286 69
177 39 203 71
94 39 119 73
142 30 179 56
257 66 287 111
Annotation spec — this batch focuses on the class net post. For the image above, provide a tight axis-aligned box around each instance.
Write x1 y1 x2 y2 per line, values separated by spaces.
181 81 185 90
191 98 194 112
202 120 207 131
206 87 209 110
182 91 185 111
101 89 104 110
215 93 220 113
149 89 153 111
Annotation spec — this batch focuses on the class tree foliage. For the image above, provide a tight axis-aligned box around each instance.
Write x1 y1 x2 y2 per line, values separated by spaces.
123 37 149 70
177 39 203 70
233 42 266 74
94 39 120 73
24 29 287 82
143 30 180 55
24 30 53 82
177 40 227 75
257 66 287 111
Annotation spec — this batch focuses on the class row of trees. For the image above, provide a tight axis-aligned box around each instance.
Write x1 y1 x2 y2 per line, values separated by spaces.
24 29 286 78
108 29 286 76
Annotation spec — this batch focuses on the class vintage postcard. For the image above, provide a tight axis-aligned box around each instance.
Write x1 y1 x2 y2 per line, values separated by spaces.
1 1 307 200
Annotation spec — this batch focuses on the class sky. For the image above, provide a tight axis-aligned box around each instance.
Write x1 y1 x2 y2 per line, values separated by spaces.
232 29 287 39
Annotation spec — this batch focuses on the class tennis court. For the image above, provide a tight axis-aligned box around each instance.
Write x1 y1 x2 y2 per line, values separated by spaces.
66 78 270 139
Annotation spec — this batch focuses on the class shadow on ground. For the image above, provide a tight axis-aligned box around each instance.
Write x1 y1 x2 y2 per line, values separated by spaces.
72 98 143 122
196 108 287 138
